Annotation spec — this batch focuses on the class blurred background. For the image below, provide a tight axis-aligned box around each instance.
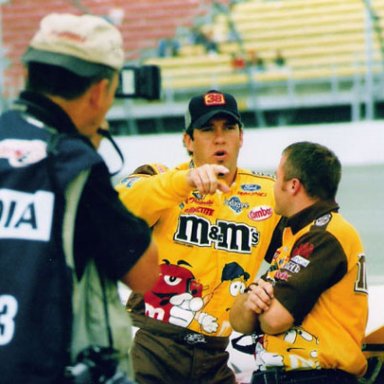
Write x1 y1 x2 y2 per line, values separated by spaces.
2 0 384 134
1 0 382 304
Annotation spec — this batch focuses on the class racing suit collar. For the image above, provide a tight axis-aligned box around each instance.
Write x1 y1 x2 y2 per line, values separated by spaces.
285 200 340 234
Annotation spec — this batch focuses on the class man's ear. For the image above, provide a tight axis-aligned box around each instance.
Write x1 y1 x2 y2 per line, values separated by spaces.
291 178 301 195
89 78 109 108
183 131 193 153
239 128 244 148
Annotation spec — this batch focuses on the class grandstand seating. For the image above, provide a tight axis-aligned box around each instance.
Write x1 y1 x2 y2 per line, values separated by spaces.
1 0 384 131
0 0 221 98
145 0 384 98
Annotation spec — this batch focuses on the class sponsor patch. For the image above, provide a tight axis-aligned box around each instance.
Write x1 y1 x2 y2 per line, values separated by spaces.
292 242 314 259
0 188 54 241
284 261 301 274
248 205 273 221
271 250 281 262
0 139 47 167
184 206 214 216
315 213 331 226
274 270 290 281
291 255 310 267
240 184 261 192
238 191 267 197
174 215 259 253
187 196 214 205
224 196 249 213
120 176 140 188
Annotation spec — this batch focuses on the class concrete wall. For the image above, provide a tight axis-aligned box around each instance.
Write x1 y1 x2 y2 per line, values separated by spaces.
100 120 384 178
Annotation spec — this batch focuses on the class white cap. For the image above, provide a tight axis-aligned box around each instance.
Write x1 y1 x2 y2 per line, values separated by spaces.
23 13 124 76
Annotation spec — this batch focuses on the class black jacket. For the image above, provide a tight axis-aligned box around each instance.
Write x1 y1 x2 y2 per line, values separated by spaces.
0 91 151 383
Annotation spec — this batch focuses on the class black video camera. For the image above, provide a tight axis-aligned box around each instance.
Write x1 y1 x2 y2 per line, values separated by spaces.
64 346 135 384
115 65 161 101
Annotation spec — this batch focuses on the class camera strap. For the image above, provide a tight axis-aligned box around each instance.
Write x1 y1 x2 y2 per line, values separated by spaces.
98 270 114 349
97 128 125 177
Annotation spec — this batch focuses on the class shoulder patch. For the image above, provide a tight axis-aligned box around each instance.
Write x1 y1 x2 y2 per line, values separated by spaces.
119 176 143 188
314 213 332 227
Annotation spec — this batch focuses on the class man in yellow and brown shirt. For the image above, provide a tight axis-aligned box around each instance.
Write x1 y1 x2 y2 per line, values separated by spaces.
230 142 368 384
117 90 282 383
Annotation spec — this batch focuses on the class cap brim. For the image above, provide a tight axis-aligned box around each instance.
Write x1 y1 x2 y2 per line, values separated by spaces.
191 109 242 130
22 48 113 77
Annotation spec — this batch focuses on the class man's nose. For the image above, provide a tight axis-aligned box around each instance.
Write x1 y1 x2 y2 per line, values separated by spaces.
214 128 225 141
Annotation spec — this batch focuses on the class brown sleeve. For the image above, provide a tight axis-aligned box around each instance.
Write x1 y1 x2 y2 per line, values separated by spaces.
273 230 347 324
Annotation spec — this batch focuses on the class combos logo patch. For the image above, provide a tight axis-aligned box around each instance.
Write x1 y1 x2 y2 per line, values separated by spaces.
225 196 249 214
248 205 273 221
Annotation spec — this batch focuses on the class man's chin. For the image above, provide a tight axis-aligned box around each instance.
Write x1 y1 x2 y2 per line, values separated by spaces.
214 158 226 165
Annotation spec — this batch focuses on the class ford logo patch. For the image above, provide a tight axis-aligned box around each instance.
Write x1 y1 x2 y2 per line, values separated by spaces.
240 184 261 192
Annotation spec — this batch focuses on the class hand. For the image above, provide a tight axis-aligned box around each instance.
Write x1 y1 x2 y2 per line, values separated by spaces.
244 279 274 314
197 312 218 333
169 293 204 328
187 164 230 194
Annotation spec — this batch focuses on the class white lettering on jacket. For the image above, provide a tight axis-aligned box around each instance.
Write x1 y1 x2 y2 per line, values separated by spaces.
0 189 54 241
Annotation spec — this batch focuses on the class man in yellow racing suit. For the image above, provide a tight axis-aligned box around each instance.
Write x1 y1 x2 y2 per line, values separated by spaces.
117 90 282 384
230 142 368 384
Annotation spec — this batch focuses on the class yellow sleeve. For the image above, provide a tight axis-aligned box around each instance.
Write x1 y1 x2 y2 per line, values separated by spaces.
116 169 192 227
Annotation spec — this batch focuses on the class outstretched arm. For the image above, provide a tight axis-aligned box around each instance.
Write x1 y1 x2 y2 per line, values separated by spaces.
117 164 230 226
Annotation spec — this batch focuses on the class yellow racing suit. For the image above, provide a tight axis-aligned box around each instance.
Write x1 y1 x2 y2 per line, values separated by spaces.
117 161 281 338
255 201 368 378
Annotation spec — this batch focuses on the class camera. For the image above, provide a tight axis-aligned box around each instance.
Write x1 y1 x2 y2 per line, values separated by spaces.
64 346 135 384
115 65 161 101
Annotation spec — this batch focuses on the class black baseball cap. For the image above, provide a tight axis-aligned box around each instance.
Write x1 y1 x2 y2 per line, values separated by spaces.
185 90 242 133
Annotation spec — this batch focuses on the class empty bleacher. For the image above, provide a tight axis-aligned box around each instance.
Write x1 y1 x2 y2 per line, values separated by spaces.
0 0 218 99
111 0 380 133
146 0 384 90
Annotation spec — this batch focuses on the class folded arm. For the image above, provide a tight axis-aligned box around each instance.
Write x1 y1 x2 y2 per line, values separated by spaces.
230 279 294 335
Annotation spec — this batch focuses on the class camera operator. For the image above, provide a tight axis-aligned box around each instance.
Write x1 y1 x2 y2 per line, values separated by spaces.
0 13 158 384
